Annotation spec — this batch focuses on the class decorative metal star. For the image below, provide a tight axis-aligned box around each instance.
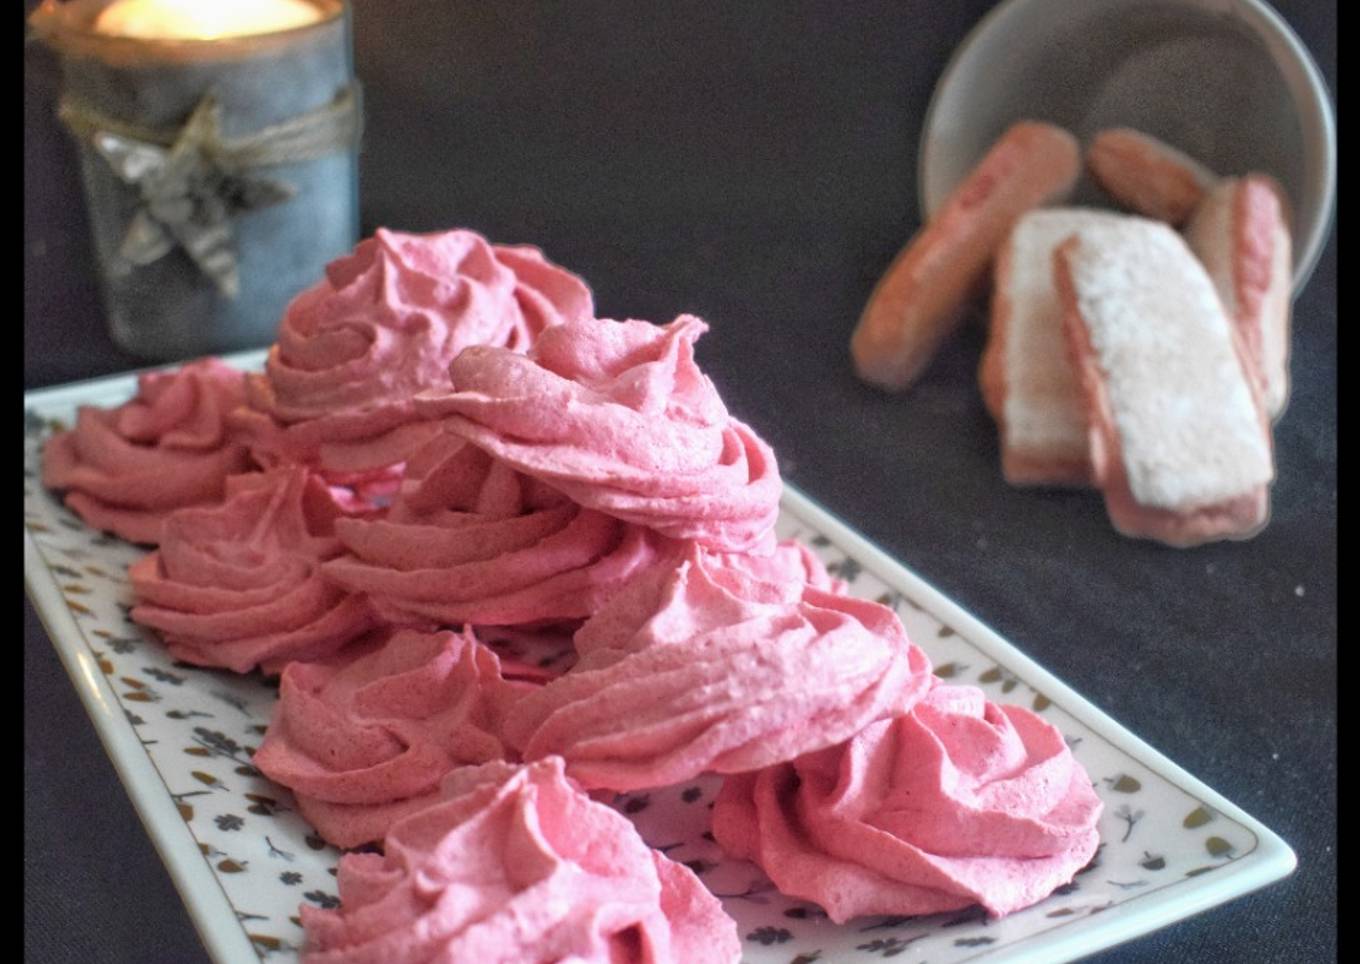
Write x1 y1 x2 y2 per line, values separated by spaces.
92 94 295 298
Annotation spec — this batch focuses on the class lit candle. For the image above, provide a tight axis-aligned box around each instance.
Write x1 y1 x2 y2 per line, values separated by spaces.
93 0 323 41
30 0 358 359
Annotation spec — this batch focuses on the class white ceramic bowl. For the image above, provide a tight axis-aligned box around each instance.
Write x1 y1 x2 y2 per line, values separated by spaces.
919 0 1335 295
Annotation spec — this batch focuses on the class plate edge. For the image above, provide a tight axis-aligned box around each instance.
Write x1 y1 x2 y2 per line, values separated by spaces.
24 532 260 964
780 481 1298 959
24 364 1299 964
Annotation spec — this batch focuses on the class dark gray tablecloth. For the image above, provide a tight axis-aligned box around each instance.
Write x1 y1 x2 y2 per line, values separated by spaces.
25 2 1335 961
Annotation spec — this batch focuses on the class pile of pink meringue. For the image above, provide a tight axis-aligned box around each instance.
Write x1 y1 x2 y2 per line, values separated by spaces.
43 227 1102 963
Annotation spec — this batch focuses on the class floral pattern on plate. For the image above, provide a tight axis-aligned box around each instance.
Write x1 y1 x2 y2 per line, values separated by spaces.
24 391 1270 963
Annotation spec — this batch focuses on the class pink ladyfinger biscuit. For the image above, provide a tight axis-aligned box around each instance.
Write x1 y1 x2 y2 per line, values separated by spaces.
852 121 1080 392
1054 219 1274 547
1185 176 1293 419
1087 129 1293 416
1086 128 1218 226
979 208 1128 486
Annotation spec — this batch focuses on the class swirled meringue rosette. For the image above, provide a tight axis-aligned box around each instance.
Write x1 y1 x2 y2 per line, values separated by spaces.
230 228 593 487
129 467 377 674
41 358 252 545
413 314 782 553
254 627 537 848
565 535 841 662
503 545 933 792
321 431 669 627
298 758 741 964
712 681 1103 921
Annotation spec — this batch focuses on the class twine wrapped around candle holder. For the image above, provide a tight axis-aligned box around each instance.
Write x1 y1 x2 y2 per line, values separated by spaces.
29 0 361 360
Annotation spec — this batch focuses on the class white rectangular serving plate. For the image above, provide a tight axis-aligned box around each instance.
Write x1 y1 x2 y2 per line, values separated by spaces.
24 351 1296 964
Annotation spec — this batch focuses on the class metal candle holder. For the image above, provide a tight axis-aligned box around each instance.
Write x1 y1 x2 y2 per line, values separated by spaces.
29 0 361 360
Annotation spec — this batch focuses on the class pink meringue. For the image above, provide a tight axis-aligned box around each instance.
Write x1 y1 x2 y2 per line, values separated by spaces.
41 359 251 545
713 681 1103 921
321 432 669 627
503 545 933 791
728 536 846 595
231 228 593 481
254 627 536 848
299 758 741 964
414 315 782 553
129 467 377 674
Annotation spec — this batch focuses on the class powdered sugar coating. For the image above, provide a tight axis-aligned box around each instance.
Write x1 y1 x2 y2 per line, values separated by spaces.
1060 220 1272 509
996 209 1128 469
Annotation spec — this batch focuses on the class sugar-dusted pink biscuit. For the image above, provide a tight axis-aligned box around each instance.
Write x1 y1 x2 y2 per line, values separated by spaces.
1185 175 1293 419
415 315 782 553
1082 132 1294 410
321 432 669 627
979 208 1128 486
1055 218 1274 546
502 545 933 792
713 682 1102 921
129 467 377 674
230 228 593 488
298 758 741 964
1086 128 1218 226
852 121 1081 392
42 359 251 545
253 627 537 848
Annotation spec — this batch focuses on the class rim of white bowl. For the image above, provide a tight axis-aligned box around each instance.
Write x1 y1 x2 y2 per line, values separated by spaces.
917 0 1336 298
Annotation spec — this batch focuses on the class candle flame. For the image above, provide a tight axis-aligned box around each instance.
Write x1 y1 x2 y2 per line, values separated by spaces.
93 0 323 40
